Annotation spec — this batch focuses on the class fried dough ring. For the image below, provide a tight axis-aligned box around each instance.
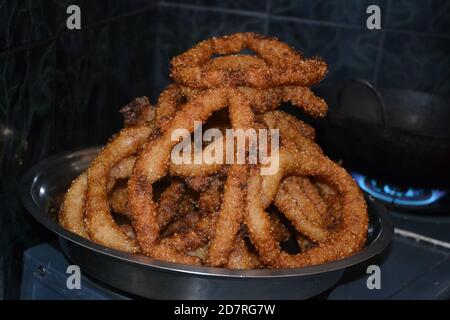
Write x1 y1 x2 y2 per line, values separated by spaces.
158 181 195 228
169 110 318 180
226 232 262 269
168 138 226 177
108 156 136 184
128 88 253 265
245 144 368 268
59 173 89 238
296 177 331 228
181 85 327 118
61 164 136 238
60 158 137 238
197 177 224 214
268 211 291 243
161 210 201 238
259 111 324 207
85 126 151 253
171 32 327 89
154 84 185 130
109 179 197 227
274 176 330 243
315 180 343 227
59 32 369 269
207 94 254 266
109 184 129 217
61 95 156 238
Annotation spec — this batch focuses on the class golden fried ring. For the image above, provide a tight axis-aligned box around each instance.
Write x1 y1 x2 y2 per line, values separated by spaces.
245 144 368 268
181 85 327 118
296 177 331 228
274 176 330 243
207 92 254 266
154 84 185 130
170 32 327 89
108 156 136 187
157 181 193 228
85 126 151 253
169 110 319 180
259 111 324 207
161 210 201 238
108 184 129 217
59 172 89 238
268 211 291 243
197 177 224 214
128 88 252 265
226 233 262 270
315 180 343 227
61 158 136 238
168 138 226 177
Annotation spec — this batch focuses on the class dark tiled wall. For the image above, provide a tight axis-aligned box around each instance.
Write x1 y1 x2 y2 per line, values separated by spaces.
0 0 160 299
0 0 449 298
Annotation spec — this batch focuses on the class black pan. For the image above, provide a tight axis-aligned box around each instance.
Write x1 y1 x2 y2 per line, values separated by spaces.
308 80 450 189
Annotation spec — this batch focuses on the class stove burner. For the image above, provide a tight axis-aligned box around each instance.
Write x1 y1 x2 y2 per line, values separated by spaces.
352 173 446 206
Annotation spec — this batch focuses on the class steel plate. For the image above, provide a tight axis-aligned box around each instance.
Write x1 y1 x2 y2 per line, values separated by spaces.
21 148 393 299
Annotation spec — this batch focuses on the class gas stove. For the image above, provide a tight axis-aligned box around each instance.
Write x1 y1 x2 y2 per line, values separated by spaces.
20 181 450 299
353 173 447 209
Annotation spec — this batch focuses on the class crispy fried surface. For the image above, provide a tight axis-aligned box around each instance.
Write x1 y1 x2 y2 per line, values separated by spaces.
171 32 327 89
59 172 89 238
85 127 150 253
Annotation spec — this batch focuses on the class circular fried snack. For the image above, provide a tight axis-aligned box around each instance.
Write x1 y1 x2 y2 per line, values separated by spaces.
157 180 196 228
108 156 136 185
197 176 224 214
168 138 226 178
295 177 332 229
268 210 291 243
59 172 89 238
128 88 253 265
226 232 262 269
85 126 151 253
161 210 201 238
181 85 328 118
60 159 136 239
207 93 254 266
109 184 129 217
245 143 368 268
61 156 138 238
274 176 330 243
154 84 186 130
258 111 325 209
169 109 319 181
315 179 343 228
171 32 327 88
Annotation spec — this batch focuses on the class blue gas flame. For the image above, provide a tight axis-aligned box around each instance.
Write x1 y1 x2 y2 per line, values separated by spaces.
352 173 446 206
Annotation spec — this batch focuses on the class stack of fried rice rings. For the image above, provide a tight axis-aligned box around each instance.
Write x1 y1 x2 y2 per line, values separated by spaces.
59 33 368 269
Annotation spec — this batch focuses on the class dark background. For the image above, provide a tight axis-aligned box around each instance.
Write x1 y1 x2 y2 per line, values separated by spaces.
0 0 449 299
